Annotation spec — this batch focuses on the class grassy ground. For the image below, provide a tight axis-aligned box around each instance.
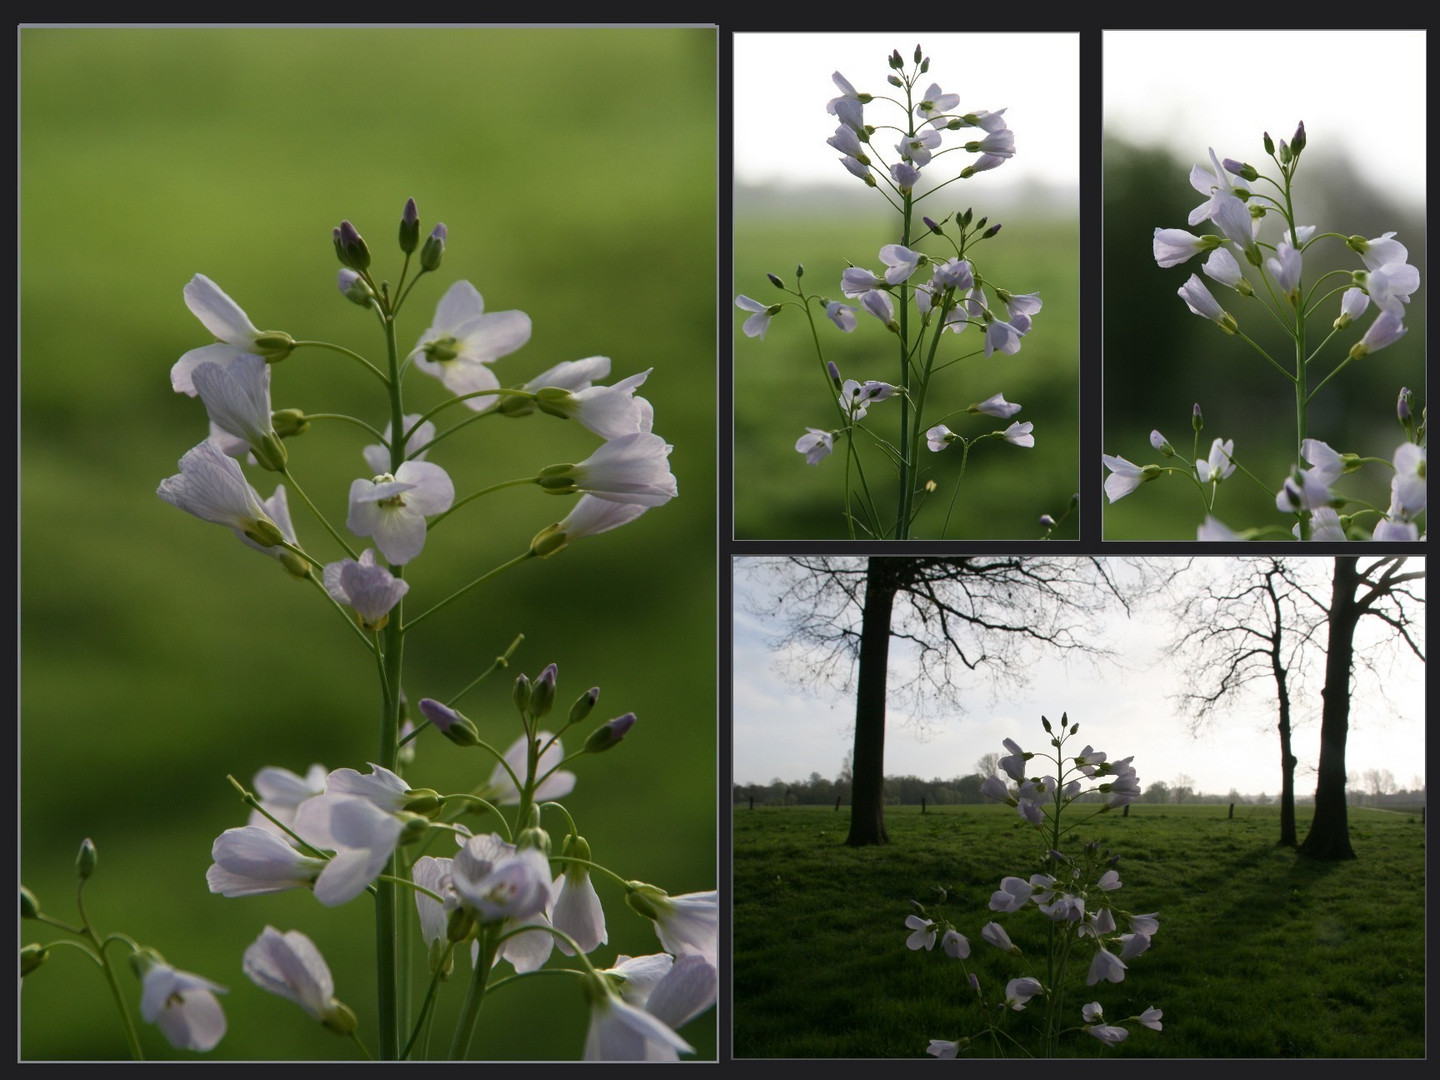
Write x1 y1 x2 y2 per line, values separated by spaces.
732 803 1424 1058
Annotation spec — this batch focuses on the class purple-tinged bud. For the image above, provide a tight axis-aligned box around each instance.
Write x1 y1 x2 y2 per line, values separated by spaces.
923 216 943 234
420 223 446 272
886 73 902 88
767 272 785 290
967 973 980 996
913 43 923 64
960 208 973 227
529 664 558 719
1223 158 1259 182
1291 121 1306 154
399 197 421 254
338 268 375 307
1150 429 1174 456
888 49 904 70
1039 514 1056 529
584 712 636 754
1192 402 1204 431
1397 386 1413 426
827 361 843 391
1262 131 1275 156
335 220 371 271
568 686 600 726
982 222 1003 239
512 673 531 715
417 698 480 747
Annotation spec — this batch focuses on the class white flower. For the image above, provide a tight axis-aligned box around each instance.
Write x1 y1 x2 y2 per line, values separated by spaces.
1195 437 1235 483
1177 274 1230 325
544 370 655 439
1307 506 1349 542
1187 147 1249 227
879 244 922 284
158 440 283 546
1102 454 1148 503
325 763 411 812
941 928 970 959
583 981 694 1061
412 280 531 407
971 393 1021 418
826 71 864 131
1138 1006 1164 1031
840 267 882 297
362 414 437 474
984 318 1023 357
1203 247 1250 292
530 494 649 557
206 825 326 897
323 549 409 629
555 432 678 507
346 460 454 565
1002 420 1035 448
735 294 774 340
171 274 289 396
825 301 858 332
1152 227 1212 268
139 961 227 1052
1087 1023 1129 1046
247 763 326 835
644 952 717 1031
633 887 718 965
552 837 607 956
1265 236 1303 299
1364 261 1420 317
795 428 835 465
981 921 1019 954
291 794 406 907
989 876 1033 913
896 128 941 166
916 82 960 121
927 1039 960 1059
861 289 896 328
1004 976 1043 1010
481 732 577 805
412 855 460 949
926 424 955 452
451 833 553 924
1086 945 1128 986
243 926 353 1031
233 485 306 574
191 354 285 471
1197 515 1241 541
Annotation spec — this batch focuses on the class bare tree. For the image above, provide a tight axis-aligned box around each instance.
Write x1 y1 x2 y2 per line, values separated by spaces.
1171 773 1196 804
1299 557 1425 861
1164 558 1326 845
974 752 1001 779
739 556 1138 847
1362 768 1397 804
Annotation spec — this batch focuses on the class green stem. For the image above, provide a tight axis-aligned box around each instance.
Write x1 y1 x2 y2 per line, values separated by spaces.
402 551 536 634
448 926 501 1058
75 882 143 1060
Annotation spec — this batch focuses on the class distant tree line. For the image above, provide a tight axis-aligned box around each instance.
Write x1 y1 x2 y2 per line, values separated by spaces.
733 773 1426 810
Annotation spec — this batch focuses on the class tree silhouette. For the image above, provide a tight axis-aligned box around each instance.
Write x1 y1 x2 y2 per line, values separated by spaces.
1299 556 1425 861
739 556 1134 846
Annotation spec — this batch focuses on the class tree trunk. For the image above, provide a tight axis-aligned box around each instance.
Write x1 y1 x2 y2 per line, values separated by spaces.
1272 642 1298 847
846 559 899 847
1299 557 1360 860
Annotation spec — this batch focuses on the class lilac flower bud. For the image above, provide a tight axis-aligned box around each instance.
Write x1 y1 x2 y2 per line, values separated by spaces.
399 197 420 254
417 698 480 747
338 268 375 307
334 220 370 271
826 361 843 390
512 673 531 714
913 43 923 64
982 222 1003 239
1396 386 1413 422
1291 121 1306 154
767 272 785 290
1150 429 1174 456
888 49 903 70
529 663 558 719
420 223 446 272
1192 403 1204 431
1039 514 1056 529
923 216 942 234
568 687 600 725
1262 131 1275 155
584 712 636 754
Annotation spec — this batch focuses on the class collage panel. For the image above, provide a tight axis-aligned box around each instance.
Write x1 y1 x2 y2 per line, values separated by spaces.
733 33 1082 541
1102 30 1426 541
731 553 1425 1059
19 24 718 1063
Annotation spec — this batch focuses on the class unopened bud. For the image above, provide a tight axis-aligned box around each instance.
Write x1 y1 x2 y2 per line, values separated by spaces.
420 224 447 272
623 881 666 922
335 220 370 271
795 264 804 280
417 698 481 747
76 838 97 881
1192 403 1204 432
21 944 48 977
568 687 600 725
529 663 558 718
584 712 636 754
1262 131 1275 156
399 198 420 254
339 268 375 307
321 999 359 1036
923 216 942 234
767 272 785 290
21 886 40 919
446 905 477 944
982 223 1003 239
1290 121 1306 154
513 673 531 714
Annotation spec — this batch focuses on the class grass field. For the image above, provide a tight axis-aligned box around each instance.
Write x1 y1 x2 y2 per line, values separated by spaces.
732 803 1425 1058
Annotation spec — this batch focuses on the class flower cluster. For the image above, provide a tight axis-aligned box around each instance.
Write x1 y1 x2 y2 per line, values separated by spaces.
120 201 711 1060
908 714 1161 1056
1105 124 1424 540
735 44 1062 540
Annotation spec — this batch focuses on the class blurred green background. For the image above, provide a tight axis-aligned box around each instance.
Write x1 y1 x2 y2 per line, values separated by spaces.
734 192 1080 540
1103 137 1426 539
20 27 717 1061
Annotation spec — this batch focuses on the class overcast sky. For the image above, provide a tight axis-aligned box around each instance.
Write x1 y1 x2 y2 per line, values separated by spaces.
1104 30 1426 210
733 557 1426 798
734 32 1079 193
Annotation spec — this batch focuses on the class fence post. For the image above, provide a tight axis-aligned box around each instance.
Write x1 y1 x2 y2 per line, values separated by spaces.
1122 803 1129 818
748 797 754 810
1228 803 1234 819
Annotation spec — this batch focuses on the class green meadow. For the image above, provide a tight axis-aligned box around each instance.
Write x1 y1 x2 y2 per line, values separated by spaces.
733 804 1424 1058
734 198 1081 540
20 27 717 1061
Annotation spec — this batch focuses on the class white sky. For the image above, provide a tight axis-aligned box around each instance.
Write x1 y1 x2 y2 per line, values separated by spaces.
732 558 1427 799
1104 30 1426 209
734 32 1079 192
